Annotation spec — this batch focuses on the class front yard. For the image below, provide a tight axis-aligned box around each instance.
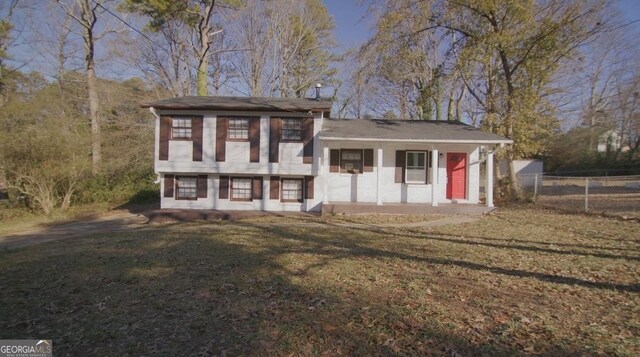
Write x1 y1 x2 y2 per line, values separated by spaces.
0 207 638 356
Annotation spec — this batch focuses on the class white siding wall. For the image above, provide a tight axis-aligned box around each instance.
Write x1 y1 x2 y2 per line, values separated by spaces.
160 175 214 210
467 148 480 203
155 111 321 176
155 110 323 211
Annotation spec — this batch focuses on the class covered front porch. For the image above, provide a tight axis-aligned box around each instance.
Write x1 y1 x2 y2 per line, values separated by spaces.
319 145 500 209
318 119 512 210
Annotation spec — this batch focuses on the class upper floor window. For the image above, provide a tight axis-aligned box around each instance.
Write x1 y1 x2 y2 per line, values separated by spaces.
341 149 362 174
176 176 197 200
228 118 249 140
282 118 303 141
406 151 431 184
172 118 192 140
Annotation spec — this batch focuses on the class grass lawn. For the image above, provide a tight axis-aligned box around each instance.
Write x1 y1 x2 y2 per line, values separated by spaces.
0 206 638 356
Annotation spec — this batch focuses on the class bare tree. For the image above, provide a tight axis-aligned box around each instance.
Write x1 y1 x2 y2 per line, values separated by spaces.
224 0 272 96
57 0 105 174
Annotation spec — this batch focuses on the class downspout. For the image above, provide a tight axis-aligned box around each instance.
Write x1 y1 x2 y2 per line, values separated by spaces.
149 107 161 184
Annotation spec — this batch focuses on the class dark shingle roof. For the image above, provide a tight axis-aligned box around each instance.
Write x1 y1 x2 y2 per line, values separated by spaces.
141 96 332 112
320 119 511 144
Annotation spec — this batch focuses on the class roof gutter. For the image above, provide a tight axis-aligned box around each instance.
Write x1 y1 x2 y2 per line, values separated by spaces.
149 107 161 183
319 136 513 145
149 106 160 120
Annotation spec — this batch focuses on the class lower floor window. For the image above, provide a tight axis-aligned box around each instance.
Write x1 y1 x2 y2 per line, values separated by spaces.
281 179 303 202
341 149 363 174
231 177 252 200
176 176 197 199
406 151 431 184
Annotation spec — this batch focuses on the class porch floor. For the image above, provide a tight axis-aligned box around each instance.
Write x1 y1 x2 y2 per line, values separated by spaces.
321 202 494 216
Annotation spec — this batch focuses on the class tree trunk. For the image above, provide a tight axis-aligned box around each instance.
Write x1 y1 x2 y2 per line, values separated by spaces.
447 87 454 121
79 0 101 174
455 83 465 121
196 1 215 96
433 71 441 121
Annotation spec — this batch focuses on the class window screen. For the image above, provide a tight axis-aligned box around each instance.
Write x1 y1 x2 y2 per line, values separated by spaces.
281 179 303 201
176 176 197 199
231 177 252 200
172 118 192 139
281 118 303 141
228 118 249 140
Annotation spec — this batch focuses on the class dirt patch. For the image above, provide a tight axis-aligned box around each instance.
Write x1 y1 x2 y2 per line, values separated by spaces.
0 210 148 250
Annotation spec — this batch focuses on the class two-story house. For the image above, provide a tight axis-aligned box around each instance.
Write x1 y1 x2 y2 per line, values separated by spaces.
142 96 512 213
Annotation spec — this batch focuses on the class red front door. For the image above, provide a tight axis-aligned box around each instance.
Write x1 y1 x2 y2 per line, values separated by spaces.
446 153 467 199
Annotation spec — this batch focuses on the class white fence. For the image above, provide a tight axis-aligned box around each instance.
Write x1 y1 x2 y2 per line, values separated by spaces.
518 174 640 217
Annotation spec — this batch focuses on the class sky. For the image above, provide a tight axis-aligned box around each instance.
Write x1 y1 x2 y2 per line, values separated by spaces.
323 0 640 52
323 0 370 52
3 0 640 81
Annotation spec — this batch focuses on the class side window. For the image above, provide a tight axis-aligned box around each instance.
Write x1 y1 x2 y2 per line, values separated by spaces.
171 118 192 140
340 149 363 174
176 176 197 199
228 118 249 140
281 118 303 141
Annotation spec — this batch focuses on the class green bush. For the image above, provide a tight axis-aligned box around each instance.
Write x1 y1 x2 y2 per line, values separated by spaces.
76 169 159 206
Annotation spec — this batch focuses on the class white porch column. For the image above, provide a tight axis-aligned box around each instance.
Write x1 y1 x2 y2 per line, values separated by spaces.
486 149 494 208
323 146 329 204
431 149 439 207
376 147 383 205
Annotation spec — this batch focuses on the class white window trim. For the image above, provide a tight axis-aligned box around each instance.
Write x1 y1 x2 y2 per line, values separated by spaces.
228 117 250 141
281 178 303 202
339 149 363 175
405 151 429 185
230 177 253 201
281 118 303 142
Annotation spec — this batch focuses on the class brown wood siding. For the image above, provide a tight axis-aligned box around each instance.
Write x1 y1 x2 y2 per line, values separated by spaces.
192 116 203 161
219 176 229 199
305 176 314 199
395 150 406 183
249 118 260 162
269 118 281 163
269 176 280 199
216 117 227 162
163 174 174 197
302 118 314 164
363 149 374 172
159 116 171 161
252 176 263 199
197 175 207 198
329 149 340 172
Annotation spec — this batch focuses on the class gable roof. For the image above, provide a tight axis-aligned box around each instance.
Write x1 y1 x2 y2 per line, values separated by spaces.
320 119 512 144
141 96 332 113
